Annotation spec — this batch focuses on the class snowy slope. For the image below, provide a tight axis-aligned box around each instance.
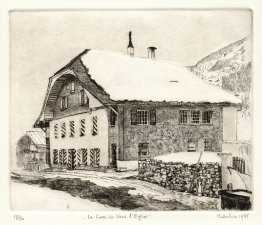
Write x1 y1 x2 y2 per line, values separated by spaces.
189 38 252 140
190 37 251 114
81 49 240 104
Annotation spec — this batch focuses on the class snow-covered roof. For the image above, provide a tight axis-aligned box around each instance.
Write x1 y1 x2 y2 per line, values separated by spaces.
154 152 221 164
27 131 46 145
81 49 241 104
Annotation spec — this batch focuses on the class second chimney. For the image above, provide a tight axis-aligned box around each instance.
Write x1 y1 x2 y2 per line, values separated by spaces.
147 47 157 59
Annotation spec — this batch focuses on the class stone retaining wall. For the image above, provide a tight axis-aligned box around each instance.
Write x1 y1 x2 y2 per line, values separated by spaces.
138 158 221 198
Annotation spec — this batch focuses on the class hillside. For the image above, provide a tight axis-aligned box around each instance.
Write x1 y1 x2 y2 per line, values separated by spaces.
189 37 252 140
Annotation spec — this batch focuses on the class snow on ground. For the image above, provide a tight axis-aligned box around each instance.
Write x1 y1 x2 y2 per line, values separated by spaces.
10 181 120 211
81 49 240 103
154 152 221 164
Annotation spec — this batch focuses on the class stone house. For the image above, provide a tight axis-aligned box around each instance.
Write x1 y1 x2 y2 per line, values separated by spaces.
34 36 241 171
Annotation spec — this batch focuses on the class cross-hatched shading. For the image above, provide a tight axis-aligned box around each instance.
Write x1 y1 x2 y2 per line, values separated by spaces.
77 149 82 166
67 149 77 170
92 116 98 135
69 121 75 137
90 148 100 167
82 149 88 166
61 122 66 138
80 119 85 136
53 149 58 165
232 157 245 174
54 124 58 138
59 149 63 165
62 149 67 165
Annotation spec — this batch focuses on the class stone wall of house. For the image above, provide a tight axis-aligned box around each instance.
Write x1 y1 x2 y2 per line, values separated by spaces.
138 158 222 198
120 104 223 161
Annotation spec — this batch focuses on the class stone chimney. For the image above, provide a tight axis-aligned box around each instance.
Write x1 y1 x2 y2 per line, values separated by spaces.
147 47 157 59
127 31 134 56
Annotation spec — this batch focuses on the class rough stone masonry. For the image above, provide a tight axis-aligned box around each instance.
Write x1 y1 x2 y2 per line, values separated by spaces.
138 158 222 198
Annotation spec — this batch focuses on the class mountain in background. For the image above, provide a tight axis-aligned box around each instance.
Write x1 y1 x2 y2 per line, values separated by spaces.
189 37 252 140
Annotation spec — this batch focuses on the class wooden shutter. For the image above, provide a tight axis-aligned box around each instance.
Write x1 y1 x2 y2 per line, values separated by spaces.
131 109 137 125
150 109 156 125
84 92 89 106
65 96 68 109
78 92 82 105
60 98 63 110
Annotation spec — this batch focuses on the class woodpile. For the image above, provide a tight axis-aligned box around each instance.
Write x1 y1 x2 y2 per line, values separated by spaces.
138 158 221 198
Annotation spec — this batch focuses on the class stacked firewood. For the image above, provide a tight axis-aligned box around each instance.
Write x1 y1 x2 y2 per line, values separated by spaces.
138 158 221 198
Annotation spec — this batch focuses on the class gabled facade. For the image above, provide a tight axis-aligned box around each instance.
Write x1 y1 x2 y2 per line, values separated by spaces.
34 49 241 171
16 131 47 171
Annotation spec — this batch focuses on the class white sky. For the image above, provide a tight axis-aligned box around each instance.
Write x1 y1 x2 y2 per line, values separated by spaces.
10 10 252 165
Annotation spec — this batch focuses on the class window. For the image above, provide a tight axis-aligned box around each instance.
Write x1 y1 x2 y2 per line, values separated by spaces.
204 139 213 151
232 157 245 174
188 141 196 152
79 89 89 106
71 81 75 93
150 109 156 125
54 124 58 139
60 96 68 110
110 109 117 126
137 110 148 125
92 116 98 135
202 111 212 124
179 110 188 124
131 109 155 125
61 122 66 138
69 121 75 137
80 119 86 136
139 143 149 157
191 111 200 124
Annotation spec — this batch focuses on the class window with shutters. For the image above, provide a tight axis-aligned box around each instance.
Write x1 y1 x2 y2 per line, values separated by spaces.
188 141 196 152
139 143 149 157
54 124 58 139
179 110 188 124
131 109 156 125
92 116 98 135
79 89 89 106
191 111 200 124
204 139 213 151
202 111 212 124
60 96 68 110
80 119 86 136
69 121 75 137
110 109 117 126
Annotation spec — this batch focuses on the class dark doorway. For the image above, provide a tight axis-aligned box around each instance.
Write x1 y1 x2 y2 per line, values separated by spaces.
111 144 117 168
